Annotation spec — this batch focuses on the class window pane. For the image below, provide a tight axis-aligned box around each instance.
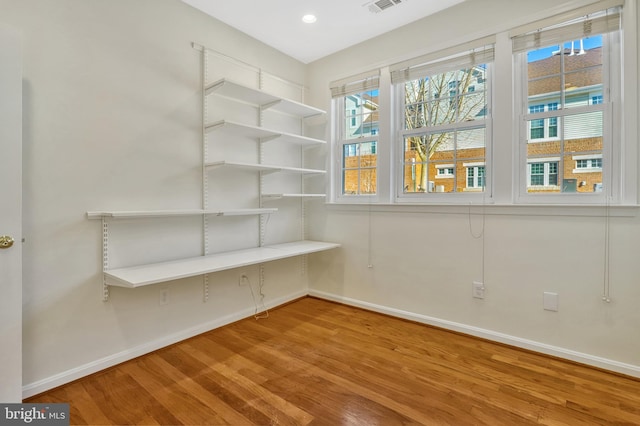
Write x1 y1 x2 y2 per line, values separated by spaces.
343 143 359 166
530 119 544 140
564 111 603 146
548 117 558 138
467 167 475 187
344 90 379 139
360 141 377 166
403 160 427 193
548 162 558 186
342 141 377 195
342 169 359 195
458 92 487 122
405 66 488 129
360 169 376 195
564 36 603 72
528 75 561 98
403 128 484 194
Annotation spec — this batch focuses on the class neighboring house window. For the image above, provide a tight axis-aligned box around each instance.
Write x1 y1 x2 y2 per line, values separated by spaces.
513 7 621 201
331 72 380 198
391 45 493 198
576 158 602 169
528 103 559 140
528 160 559 187
574 154 603 173
436 165 455 177
466 164 485 189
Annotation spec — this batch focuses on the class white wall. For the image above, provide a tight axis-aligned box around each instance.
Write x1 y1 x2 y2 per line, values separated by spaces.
0 25 23 403
0 0 312 397
307 0 640 376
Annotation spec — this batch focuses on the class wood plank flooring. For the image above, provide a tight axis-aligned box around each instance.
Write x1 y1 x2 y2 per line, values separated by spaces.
27 297 640 425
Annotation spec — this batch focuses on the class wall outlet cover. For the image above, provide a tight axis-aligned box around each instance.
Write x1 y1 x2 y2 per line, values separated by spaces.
543 291 558 311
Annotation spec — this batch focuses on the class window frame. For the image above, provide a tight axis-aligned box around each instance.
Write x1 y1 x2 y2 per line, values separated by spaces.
513 11 622 205
327 1 636 209
392 51 494 204
332 86 380 203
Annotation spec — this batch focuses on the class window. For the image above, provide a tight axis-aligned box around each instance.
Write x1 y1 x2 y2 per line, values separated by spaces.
391 45 493 198
466 164 485 189
327 5 632 207
436 165 455 177
528 160 559 188
576 158 602 169
513 8 621 200
331 72 380 198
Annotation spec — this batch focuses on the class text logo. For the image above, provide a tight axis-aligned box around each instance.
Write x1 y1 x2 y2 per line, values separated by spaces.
1 404 69 426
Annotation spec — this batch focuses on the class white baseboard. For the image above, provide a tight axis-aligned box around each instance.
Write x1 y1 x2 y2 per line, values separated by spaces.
24 288 640 399
22 290 307 399
309 289 640 379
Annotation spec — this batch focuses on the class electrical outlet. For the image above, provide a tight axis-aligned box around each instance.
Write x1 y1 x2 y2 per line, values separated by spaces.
159 288 169 306
472 281 485 299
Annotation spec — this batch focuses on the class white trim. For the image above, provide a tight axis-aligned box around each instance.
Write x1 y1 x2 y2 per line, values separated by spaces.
573 154 603 160
324 201 639 216
21 290 307 399
527 157 561 163
573 168 601 173
309 290 640 379
463 161 486 167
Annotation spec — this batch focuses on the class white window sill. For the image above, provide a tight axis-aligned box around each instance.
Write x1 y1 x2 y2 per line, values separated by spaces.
573 168 602 173
324 201 640 217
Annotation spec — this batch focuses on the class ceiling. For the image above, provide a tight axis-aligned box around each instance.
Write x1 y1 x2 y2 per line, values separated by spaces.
181 0 465 64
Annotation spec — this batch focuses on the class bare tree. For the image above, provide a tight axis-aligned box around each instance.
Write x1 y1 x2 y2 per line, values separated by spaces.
403 67 486 191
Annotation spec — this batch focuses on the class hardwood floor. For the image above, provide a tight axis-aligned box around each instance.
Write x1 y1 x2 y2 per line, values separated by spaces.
27 297 640 425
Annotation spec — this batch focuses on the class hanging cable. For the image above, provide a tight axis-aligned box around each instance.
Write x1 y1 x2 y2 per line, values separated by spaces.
601 9 615 304
239 274 269 320
602 196 611 303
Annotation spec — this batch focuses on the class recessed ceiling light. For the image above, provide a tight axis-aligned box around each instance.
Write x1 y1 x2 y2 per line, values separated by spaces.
302 14 317 24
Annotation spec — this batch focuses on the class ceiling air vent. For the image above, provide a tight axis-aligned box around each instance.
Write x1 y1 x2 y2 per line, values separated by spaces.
366 0 404 14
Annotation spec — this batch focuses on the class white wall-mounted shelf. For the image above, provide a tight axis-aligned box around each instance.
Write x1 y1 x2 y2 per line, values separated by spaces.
205 79 325 118
205 120 278 140
205 120 325 146
262 193 326 201
89 49 336 302
87 209 277 220
105 240 340 288
205 160 326 175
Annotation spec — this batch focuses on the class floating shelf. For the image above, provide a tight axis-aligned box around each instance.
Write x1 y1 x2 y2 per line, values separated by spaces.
105 240 340 288
205 79 325 118
205 120 279 140
205 160 326 175
87 208 277 220
205 120 325 146
261 193 326 201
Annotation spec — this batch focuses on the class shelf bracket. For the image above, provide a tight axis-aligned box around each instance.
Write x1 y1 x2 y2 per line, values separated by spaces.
102 219 110 302
203 274 209 303
260 134 281 143
261 99 283 111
